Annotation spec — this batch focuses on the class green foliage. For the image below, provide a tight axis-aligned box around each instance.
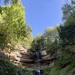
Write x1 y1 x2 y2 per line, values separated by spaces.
1 0 75 75
43 26 60 54
23 25 33 49
31 26 60 54
0 59 16 75
0 0 19 5
49 67 75 75
16 66 33 75
0 2 33 49
62 0 75 21
0 59 33 75
48 51 75 75
0 2 26 48
44 1 75 75
43 67 52 75
44 26 59 42
31 34 44 51
58 0 75 52
23 33 33 49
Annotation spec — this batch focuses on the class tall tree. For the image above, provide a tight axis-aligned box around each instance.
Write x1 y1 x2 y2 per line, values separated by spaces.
43 26 59 42
0 2 27 49
62 0 75 21
43 26 59 54
58 0 75 52
31 34 44 51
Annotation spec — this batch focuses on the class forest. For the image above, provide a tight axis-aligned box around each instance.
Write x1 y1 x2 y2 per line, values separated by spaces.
0 0 75 75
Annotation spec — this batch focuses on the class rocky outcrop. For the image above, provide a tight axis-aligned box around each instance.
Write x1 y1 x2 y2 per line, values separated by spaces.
1 46 57 69
2 46 28 65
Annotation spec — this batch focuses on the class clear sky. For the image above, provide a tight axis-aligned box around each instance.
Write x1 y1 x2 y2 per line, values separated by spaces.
0 0 70 37
21 0 65 37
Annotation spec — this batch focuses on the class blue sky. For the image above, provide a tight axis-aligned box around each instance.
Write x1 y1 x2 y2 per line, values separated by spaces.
0 0 70 37
21 0 65 37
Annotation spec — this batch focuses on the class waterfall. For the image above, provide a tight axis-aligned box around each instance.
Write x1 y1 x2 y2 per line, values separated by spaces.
33 51 43 75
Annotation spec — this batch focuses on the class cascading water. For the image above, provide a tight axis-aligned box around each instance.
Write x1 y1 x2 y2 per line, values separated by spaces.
33 51 43 75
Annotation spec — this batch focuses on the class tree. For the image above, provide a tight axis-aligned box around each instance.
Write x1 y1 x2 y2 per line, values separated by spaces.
0 0 19 5
58 0 75 52
0 59 16 75
59 0 75 44
43 26 60 54
31 34 45 51
62 0 75 21
43 26 59 42
0 0 19 13
0 1 29 49
23 33 33 49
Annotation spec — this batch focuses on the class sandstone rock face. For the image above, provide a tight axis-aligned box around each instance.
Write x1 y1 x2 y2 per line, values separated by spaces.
3 48 10 55
2 45 28 65
17 45 28 54
1 46 56 69
9 52 21 61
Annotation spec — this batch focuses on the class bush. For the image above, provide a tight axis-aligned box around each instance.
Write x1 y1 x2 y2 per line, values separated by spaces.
0 59 16 75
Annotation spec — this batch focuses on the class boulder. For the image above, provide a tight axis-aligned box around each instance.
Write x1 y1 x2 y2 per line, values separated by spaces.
40 50 47 56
